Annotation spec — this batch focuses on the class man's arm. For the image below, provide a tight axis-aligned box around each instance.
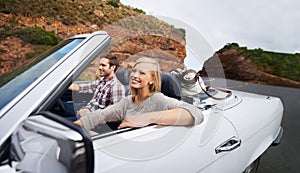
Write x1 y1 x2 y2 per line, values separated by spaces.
69 81 97 93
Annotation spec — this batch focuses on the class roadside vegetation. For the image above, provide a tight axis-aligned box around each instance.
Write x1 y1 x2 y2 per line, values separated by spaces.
0 0 144 76
0 0 144 27
221 43 300 82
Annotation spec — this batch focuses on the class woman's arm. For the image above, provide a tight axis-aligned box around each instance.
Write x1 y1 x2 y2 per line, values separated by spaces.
74 97 128 130
118 108 197 129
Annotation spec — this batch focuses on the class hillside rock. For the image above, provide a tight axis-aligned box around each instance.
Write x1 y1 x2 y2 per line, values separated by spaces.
102 15 186 72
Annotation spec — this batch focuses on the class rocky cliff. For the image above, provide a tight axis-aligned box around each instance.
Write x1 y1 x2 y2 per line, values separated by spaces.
200 48 300 88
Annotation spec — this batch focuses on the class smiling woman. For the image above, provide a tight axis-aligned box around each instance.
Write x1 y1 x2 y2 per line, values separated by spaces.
74 57 204 130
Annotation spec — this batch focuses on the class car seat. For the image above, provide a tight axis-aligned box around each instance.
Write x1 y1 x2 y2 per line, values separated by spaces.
161 73 181 100
116 68 131 96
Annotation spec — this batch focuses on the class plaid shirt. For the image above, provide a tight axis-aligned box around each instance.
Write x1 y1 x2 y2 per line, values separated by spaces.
78 75 125 111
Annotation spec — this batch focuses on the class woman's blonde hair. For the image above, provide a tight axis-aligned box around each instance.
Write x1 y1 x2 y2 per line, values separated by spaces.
130 57 161 96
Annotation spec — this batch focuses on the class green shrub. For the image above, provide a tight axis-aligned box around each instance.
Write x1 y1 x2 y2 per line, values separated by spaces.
0 48 6 53
221 43 240 51
52 6 59 11
14 27 58 45
25 52 35 59
107 0 119 8
0 24 13 31
245 48 300 81
133 8 144 13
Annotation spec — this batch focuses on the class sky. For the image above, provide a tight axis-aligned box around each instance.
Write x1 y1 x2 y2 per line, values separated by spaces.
121 0 300 55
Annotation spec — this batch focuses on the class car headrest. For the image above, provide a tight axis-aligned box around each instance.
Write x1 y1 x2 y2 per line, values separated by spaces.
161 73 182 100
116 68 130 86
116 69 182 100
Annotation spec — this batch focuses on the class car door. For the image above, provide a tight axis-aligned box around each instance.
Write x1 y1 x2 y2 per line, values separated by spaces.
0 112 94 173
90 108 242 172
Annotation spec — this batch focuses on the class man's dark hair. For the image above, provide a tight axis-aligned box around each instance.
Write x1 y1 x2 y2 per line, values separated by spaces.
106 55 119 72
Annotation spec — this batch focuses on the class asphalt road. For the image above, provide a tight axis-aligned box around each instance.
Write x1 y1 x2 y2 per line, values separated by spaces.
223 79 300 173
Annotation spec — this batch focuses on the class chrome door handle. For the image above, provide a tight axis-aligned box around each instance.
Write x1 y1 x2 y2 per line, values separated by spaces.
215 136 241 154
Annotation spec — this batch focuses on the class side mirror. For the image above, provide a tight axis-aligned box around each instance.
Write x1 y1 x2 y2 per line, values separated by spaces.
10 112 94 173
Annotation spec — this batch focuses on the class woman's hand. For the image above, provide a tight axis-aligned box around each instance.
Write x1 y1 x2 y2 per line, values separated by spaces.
77 108 90 118
118 114 152 129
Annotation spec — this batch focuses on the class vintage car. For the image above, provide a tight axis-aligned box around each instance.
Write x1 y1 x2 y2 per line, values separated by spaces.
0 31 283 173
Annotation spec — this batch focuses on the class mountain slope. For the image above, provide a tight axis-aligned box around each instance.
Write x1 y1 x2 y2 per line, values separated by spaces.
0 0 186 76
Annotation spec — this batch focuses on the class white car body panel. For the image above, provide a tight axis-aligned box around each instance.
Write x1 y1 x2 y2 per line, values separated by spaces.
223 91 283 166
92 114 239 172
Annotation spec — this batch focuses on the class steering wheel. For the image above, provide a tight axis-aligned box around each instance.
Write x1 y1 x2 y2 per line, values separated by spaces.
56 98 67 113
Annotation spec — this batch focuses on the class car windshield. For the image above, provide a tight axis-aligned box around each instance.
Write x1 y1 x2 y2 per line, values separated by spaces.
0 38 84 110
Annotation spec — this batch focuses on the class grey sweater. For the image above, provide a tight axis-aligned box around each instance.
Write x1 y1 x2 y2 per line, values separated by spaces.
80 92 203 130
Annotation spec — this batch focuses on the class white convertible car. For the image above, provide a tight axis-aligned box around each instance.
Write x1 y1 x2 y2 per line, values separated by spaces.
0 31 283 173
